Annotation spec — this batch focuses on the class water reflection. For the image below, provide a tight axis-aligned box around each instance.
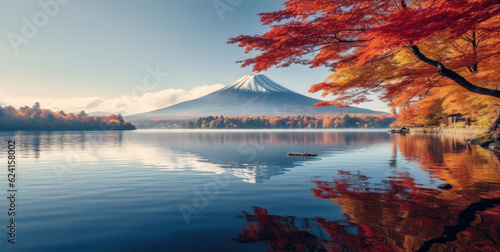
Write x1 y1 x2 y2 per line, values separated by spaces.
392 134 500 196
237 205 392 251
1 130 499 251
1 130 390 183
6 131 125 159
236 134 500 251
153 131 389 183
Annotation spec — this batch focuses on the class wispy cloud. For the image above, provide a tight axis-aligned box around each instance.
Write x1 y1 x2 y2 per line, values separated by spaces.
0 84 224 115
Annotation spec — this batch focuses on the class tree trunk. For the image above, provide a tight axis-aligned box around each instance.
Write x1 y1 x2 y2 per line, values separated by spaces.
487 112 500 134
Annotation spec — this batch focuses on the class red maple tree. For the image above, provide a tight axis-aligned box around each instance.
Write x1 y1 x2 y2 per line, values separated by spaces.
229 0 500 126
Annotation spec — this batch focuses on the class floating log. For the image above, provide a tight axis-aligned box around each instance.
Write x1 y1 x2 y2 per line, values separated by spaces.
287 152 317 157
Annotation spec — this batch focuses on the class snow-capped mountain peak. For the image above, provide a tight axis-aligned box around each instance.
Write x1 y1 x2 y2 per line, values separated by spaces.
127 74 386 119
223 74 296 93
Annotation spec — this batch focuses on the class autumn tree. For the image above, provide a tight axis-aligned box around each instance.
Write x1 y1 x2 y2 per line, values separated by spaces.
32 102 41 111
229 0 500 127
78 110 88 117
117 113 125 124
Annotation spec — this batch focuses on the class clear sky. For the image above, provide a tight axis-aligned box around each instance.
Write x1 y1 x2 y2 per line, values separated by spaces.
0 0 389 115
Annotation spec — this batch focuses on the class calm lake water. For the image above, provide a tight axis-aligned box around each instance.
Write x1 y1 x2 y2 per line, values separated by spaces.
0 129 499 251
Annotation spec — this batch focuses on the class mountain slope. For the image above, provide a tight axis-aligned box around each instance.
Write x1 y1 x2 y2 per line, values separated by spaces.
129 74 385 119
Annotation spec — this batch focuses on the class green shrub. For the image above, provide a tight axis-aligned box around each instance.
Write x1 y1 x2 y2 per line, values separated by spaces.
474 116 490 127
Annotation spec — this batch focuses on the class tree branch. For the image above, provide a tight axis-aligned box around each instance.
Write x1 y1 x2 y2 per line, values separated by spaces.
408 42 500 99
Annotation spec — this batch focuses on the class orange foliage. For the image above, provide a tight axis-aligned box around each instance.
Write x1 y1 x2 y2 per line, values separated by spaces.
229 0 500 126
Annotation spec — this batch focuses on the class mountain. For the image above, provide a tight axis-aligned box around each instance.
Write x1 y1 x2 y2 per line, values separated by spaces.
88 111 113 116
128 74 385 120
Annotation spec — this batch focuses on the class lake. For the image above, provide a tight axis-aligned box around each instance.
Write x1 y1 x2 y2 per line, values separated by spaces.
0 129 499 251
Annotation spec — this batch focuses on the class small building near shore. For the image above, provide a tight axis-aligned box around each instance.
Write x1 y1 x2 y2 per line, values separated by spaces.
447 113 471 125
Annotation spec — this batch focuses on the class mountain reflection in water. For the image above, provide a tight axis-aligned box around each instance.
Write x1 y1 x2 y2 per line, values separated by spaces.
236 134 500 251
13 130 390 183
2 130 500 251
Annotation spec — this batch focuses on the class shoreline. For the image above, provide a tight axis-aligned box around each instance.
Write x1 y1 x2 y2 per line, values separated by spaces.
409 126 488 137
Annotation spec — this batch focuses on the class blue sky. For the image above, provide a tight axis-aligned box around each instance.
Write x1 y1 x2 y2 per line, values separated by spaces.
0 0 389 114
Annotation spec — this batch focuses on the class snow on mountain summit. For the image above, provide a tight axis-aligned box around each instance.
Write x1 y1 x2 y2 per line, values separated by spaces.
223 74 297 93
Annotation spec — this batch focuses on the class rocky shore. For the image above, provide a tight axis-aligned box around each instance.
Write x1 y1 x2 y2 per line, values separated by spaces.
409 126 500 151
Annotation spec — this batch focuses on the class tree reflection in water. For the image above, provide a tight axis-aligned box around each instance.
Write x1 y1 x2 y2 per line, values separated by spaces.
236 135 500 251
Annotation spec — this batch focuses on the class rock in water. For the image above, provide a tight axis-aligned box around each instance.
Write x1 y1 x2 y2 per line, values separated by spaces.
467 138 483 145
437 184 453 190
489 141 500 151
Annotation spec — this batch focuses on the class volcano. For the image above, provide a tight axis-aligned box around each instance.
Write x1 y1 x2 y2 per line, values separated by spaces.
129 74 384 119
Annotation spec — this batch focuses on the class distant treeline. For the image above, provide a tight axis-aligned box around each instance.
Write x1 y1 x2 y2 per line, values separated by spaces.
0 103 136 130
137 114 395 129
